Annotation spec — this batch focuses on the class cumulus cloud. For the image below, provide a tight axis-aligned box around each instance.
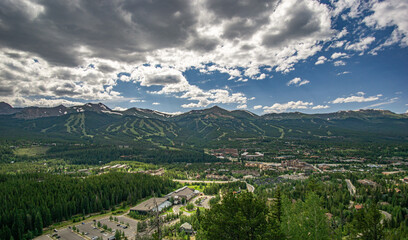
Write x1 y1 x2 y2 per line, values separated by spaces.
363 0 408 47
287 77 310 87
311 105 329 110
0 0 404 109
331 52 348 59
130 66 251 108
253 105 263 110
0 96 84 108
131 66 186 87
345 36 376 52
330 92 382 104
333 60 346 66
315 56 327 65
237 104 247 109
152 102 160 105
113 106 128 111
263 101 313 113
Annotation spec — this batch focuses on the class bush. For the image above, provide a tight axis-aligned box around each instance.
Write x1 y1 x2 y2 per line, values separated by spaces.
186 203 194 211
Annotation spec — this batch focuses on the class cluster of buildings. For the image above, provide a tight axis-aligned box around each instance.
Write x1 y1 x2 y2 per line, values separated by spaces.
209 148 265 160
137 168 165 176
357 179 378 187
209 148 239 159
280 159 314 171
241 152 264 160
130 186 199 215
243 160 314 173
100 164 128 170
206 174 229 180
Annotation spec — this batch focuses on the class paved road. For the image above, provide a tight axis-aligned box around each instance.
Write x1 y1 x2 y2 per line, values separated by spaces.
312 164 323 173
345 179 356 196
246 182 255 192
173 179 234 184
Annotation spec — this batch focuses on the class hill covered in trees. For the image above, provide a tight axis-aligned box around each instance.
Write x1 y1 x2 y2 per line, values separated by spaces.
0 103 407 146
0 172 176 240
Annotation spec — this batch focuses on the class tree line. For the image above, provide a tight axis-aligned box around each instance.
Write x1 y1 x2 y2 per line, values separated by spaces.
0 172 176 240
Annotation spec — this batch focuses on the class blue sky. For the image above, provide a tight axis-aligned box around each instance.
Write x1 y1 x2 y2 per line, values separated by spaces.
0 0 407 114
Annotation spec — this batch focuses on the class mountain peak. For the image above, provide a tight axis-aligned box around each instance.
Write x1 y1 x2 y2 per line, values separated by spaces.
0 102 13 110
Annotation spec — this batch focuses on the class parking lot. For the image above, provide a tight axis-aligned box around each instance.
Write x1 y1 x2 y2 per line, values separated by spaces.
76 222 114 240
34 214 139 240
99 215 138 238
56 228 85 240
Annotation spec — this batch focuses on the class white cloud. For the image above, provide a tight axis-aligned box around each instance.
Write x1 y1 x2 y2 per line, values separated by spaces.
263 101 313 113
333 60 346 66
0 0 405 111
130 65 250 108
0 96 84 108
237 104 247 109
337 71 350 75
330 92 382 104
152 102 160 105
364 97 398 108
332 0 363 18
363 0 408 47
312 105 330 110
287 77 310 87
256 73 266 80
112 106 128 111
331 52 348 59
160 111 184 116
345 36 376 52
315 56 327 65
131 66 186 87
253 105 263 110
130 99 146 103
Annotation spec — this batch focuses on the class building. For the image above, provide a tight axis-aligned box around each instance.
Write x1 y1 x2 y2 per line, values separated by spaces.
206 174 229 181
354 204 363 210
180 222 194 234
281 159 314 171
210 148 239 158
241 152 264 159
130 197 172 215
357 179 378 187
166 186 198 203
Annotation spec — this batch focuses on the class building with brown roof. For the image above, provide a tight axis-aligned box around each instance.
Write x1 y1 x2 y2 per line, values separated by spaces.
166 186 198 204
130 197 172 215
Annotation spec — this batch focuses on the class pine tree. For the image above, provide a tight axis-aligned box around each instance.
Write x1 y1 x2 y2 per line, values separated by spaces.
34 212 43 235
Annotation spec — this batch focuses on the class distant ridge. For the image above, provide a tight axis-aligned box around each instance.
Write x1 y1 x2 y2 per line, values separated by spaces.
0 102 405 120
0 102 407 143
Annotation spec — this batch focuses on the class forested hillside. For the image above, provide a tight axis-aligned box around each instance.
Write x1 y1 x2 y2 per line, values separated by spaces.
0 103 407 146
0 172 176 240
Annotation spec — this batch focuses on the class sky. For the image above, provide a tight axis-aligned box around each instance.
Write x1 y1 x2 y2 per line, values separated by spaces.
0 0 407 115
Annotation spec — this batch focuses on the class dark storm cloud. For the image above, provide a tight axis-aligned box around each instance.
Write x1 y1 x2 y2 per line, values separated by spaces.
187 36 219 52
205 0 278 41
262 5 322 47
97 64 116 73
0 0 198 66
146 74 183 86
0 86 14 96
205 0 277 19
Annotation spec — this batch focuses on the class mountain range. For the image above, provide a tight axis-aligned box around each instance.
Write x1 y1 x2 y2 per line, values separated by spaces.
0 102 407 145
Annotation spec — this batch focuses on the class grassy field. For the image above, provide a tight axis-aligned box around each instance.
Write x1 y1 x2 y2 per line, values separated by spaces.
187 184 207 192
14 146 49 156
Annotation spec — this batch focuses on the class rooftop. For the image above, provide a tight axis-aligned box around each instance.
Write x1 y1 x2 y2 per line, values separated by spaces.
180 222 193 230
130 197 168 212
